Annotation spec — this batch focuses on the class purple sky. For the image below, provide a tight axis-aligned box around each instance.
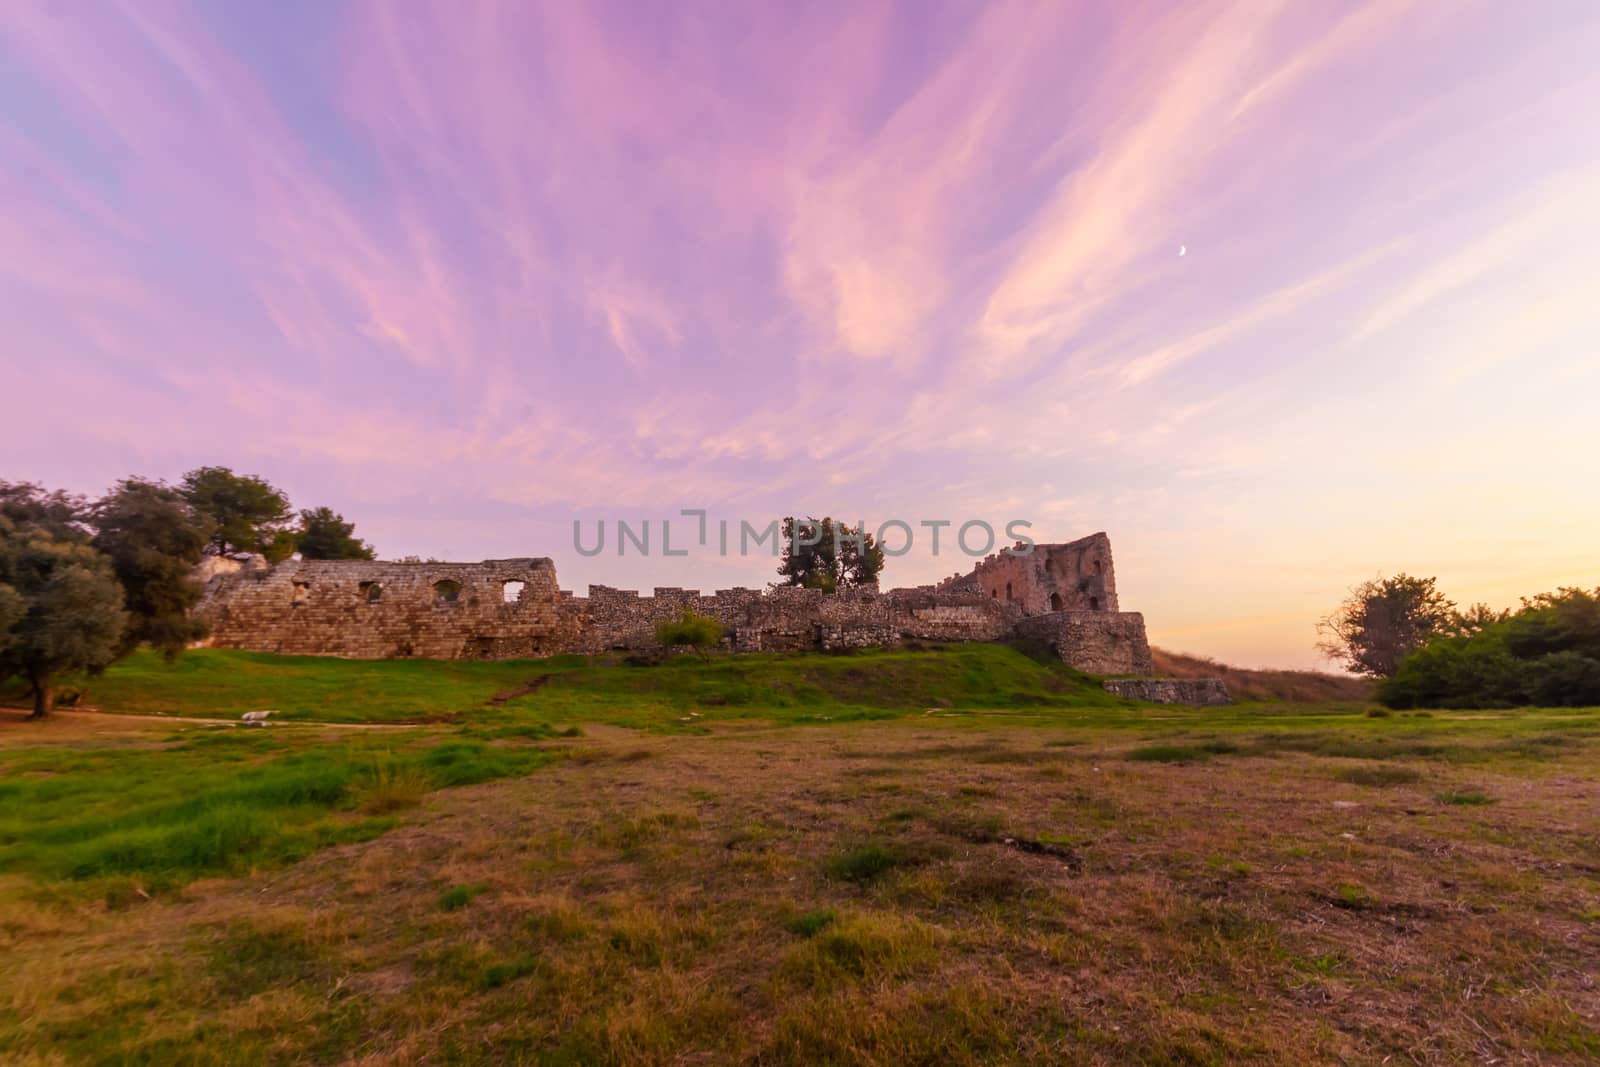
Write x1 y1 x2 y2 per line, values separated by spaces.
4 1 1598 668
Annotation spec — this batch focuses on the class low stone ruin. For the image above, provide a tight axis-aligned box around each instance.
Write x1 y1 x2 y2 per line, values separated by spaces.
193 531 1228 704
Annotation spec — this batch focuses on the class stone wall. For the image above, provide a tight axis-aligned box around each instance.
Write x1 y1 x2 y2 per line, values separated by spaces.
1013 611 1154 676
198 558 581 659
196 559 1016 661
937 531 1117 615
192 534 1221 696
1103 678 1232 706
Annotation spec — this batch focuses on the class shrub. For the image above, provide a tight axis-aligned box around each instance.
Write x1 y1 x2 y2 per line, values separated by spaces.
654 609 724 660
1380 587 1600 709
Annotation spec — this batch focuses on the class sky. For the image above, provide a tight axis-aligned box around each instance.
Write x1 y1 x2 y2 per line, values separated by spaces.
3 1 1598 669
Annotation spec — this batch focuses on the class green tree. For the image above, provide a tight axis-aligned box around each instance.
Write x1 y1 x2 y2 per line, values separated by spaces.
776 517 885 593
296 506 376 560
0 515 127 718
90 478 213 657
0 480 87 539
179 467 294 558
654 608 724 660
1317 574 1456 678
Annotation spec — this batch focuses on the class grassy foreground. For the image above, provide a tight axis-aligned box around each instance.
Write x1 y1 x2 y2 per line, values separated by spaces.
2 648 1598 1064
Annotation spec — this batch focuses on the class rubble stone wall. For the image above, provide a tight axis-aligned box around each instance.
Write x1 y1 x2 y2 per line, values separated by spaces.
1103 678 1232 706
1013 611 1155 676
196 559 1019 661
192 535 1212 692
937 531 1118 615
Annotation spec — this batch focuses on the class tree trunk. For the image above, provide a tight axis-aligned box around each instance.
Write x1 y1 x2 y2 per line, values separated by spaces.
28 672 52 719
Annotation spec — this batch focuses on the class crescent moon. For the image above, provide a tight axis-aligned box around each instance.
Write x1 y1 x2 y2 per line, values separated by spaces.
1179 245 1187 257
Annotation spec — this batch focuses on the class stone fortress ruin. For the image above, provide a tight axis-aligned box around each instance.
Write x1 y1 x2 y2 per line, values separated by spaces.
195 531 1229 704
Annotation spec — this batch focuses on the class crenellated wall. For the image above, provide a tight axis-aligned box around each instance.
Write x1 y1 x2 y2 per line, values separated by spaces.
192 534 1188 687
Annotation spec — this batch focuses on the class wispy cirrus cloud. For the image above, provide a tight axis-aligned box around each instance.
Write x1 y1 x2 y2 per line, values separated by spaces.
3 0 1598 667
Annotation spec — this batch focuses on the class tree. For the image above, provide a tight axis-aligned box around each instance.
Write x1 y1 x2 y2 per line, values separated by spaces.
0 515 127 717
1317 574 1456 678
1447 602 1510 637
0 480 87 539
296 507 376 560
90 478 213 657
179 467 294 558
654 608 724 660
776 517 885 593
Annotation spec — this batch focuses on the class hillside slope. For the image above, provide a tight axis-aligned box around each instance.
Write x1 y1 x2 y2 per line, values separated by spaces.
1151 647 1370 703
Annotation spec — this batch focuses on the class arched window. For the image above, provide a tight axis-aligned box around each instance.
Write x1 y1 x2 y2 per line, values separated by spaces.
502 580 526 604
1090 596 1100 611
1005 581 1013 601
433 579 462 603
360 581 382 603
291 581 309 606
1044 558 1055 574
1050 592 1063 612
991 589 998 598
1094 560 1103 575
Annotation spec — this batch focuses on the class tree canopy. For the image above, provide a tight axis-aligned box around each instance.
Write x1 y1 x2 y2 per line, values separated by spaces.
1316 574 1456 678
91 478 213 657
179 467 294 559
776 517 885 593
0 514 127 717
296 506 375 560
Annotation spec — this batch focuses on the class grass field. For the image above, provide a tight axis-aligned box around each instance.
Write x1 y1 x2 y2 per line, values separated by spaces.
2 647 1597 1064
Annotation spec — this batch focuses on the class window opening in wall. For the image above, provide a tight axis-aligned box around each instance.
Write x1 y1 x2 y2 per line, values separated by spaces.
1005 581 1013 601
1090 596 1100 611
360 581 382 603
433 579 462 603
1044 558 1055 574
291 581 309 606
1094 559 1103 575
1051 592 1063 611
502 580 526 604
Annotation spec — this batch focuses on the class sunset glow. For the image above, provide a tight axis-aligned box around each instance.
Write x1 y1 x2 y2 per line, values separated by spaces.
5 1 1598 667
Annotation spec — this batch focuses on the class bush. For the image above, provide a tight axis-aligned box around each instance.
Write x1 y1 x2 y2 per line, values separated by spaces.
1379 636 1525 709
1380 587 1600 709
1525 651 1600 708
654 609 724 660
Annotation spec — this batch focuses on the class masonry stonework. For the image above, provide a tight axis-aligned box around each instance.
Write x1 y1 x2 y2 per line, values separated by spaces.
193 532 1228 704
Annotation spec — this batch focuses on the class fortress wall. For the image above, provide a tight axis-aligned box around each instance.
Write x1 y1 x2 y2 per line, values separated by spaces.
196 558 580 659
198 560 1016 661
939 532 1118 615
191 535 1163 680
1013 610 1154 676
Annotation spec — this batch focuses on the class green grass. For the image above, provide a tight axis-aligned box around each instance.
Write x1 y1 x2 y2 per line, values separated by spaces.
439 884 489 911
784 908 838 937
0 728 552 896
1437 789 1496 805
1333 765 1424 787
47 644 1123 727
7 646 1599 906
